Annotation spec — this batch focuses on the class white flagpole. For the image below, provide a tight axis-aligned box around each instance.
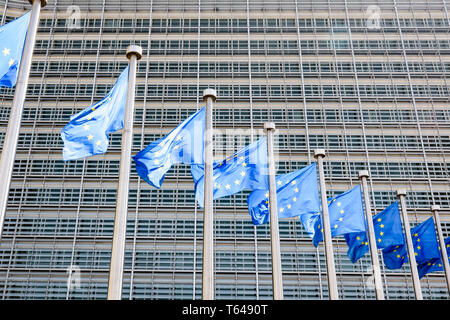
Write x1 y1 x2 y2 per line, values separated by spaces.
202 88 216 300
0 0 46 239
314 149 339 300
358 170 384 300
431 205 450 293
396 189 423 300
107 45 142 300
264 122 284 300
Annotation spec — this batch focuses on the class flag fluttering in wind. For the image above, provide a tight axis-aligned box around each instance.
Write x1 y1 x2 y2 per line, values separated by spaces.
417 237 450 278
382 217 440 274
0 12 31 87
61 67 129 161
194 137 269 208
133 107 205 189
312 185 366 247
344 202 404 263
247 163 321 236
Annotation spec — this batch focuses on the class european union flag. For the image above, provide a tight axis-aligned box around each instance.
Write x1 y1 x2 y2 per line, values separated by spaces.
194 137 269 208
312 185 366 247
133 107 205 189
382 217 440 271
246 163 321 236
61 67 129 161
417 237 450 278
0 12 31 87
344 202 404 263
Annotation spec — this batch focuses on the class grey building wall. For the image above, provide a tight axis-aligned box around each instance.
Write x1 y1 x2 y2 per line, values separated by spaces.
0 0 449 299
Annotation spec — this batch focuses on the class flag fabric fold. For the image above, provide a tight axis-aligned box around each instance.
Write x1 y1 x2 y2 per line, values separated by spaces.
312 185 366 247
247 163 321 236
0 12 31 88
344 202 404 263
61 67 129 161
133 107 205 189
194 137 269 208
417 237 450 278
382 217 440 274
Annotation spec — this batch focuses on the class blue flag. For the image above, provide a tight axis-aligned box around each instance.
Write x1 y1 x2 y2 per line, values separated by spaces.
247 163 321 236
344 202 404 263
382 217 440 272
0 12 31 88
194 137 269 208
61 67 129 161
417 237 450 278
133 107 205 189
312 185 366 247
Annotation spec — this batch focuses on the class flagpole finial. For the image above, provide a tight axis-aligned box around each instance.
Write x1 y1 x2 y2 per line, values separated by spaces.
396 189 406 197
202 88 217 101
29 0 47 7
358 170 369 179
126 45 143 60
431 204 440 211
313 149 326 158
264 122 276 132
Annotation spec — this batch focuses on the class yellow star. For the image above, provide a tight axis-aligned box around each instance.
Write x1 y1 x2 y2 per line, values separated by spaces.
96 140 102 146
377 218 381 222
87 134 94 140
287 204 291 209
217 184 221 189
8 58 14 67
337 202 341 207
242 162 247 167
280 208 284 213
225 184 231 190
293 197 297 202
239 156 244 161
2 48 10 56
277 181 282 185
365 242 368 245
291 180 296 185
417 246 421 250
176 135 182 141
87 115 92 121
334 224 338 229
240 171 246 176
396 254 401 258
173 145 179 150
380 224 384 228
380 232 384 236
154 151 161 156
265 192 269 198
154 160 160 165
338 217 343 221
378 238 381 243
356 236 360 240
91 107 96 111
83 124 90 130
234 179 240 185
340 209 344 214
294 187 299 193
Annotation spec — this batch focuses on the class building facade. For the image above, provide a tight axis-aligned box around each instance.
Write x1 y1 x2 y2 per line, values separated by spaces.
0 0 449 299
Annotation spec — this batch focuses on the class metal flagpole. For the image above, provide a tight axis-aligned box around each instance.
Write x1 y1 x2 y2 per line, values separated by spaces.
313 149 339 300
0 0 46 239
202 88 216 300
107 45 142 300
264 122 284 300
358 170 384 300
431 205 450 294
396 189 423 300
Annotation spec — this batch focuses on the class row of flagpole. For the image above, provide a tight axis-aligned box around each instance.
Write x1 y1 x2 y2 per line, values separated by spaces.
0 0 449 301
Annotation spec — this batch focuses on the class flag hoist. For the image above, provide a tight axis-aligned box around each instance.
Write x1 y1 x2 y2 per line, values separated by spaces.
202 88 216 300
0 0 46 239
107 45 142 300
